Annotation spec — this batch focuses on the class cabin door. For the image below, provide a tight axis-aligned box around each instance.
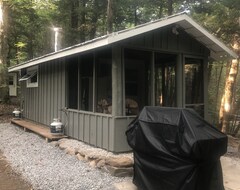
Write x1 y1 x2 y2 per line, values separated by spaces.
9 73 17 96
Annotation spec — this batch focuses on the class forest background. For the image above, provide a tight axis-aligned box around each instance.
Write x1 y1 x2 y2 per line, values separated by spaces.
0 0 239 135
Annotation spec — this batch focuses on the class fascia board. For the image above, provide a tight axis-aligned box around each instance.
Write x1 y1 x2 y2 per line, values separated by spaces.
108 15 185 44
9 37 109 72
182 15 238 59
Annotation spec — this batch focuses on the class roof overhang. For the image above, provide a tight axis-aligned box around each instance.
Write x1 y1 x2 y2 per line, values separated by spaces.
9 13 238 72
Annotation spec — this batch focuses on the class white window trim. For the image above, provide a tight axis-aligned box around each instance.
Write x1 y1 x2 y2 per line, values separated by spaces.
19 72 36 81
19 66 39 88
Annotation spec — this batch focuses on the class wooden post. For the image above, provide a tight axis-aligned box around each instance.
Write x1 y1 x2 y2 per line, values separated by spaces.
112 45 123 116
203 57 209 120
150 52 155 106
176 54 183 107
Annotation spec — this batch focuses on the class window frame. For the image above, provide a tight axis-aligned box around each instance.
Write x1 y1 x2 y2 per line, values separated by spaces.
19 66 39 88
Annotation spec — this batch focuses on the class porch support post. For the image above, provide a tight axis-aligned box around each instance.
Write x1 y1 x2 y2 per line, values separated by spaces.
112 45 123 116
93 52 96 112
176 53 183 107
150 52 155 106
203 57 208 120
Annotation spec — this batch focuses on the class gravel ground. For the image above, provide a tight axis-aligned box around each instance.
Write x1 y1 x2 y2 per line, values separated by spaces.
0 123 131 190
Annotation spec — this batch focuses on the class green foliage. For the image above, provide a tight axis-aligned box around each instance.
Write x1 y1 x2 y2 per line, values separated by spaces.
7 0 58 65
191 0 240 44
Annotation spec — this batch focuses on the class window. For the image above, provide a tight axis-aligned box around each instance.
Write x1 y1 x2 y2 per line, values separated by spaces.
9 76 14 85
19 66 38 88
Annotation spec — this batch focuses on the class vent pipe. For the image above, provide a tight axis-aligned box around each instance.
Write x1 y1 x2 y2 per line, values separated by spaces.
53 27 62 52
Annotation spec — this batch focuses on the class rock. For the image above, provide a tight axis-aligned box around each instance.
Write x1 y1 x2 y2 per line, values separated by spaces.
65 147 77 155
75 149 87 158
58 141 68 150
89 160 98 168
85 154 100 162
105 157 133 168
113 181 138 190
76 153 85 161
96 159 106 168
103 165 133 177
50 141 59 147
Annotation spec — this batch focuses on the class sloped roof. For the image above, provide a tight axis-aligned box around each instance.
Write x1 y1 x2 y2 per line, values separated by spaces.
9 12 238 72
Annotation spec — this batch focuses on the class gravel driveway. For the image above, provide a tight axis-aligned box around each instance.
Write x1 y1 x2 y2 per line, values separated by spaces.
0 123 131 190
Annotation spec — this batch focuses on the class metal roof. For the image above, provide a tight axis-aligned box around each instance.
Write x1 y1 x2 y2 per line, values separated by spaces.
9 12 238 72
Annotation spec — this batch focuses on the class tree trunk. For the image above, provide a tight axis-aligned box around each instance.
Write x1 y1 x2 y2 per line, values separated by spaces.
134 6 138 26
89 0 99 39
219 34 240 133
107 0 113 34
79 0 86 42
71 0 79 29
219 59 239 133
167 0 173 16
0 0 9 102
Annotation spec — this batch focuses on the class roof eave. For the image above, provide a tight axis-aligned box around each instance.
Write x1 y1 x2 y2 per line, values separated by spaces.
182 15 238 61
8 36 109 72
8 13 238 72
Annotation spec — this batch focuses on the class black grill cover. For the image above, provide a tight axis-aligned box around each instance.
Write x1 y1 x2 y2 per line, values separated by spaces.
126 107 227 190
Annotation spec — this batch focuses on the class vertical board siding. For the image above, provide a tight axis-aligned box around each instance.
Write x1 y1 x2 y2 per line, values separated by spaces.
102 117 109 150
73 113 79 139
84 114 90 143
22 60 66 127
127 26 207 55
22 66 132 152
66 110 120 151
113 117 135 152
90 115 97 146
79 114 84 140
97 116 103 147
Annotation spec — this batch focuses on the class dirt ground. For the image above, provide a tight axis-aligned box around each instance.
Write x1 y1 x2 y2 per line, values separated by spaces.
0 103 16 123
0 103 32 190
0 151 32 190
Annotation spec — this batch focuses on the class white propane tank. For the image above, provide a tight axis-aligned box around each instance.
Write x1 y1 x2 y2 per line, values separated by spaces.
50 118 64 135
12 108 21 119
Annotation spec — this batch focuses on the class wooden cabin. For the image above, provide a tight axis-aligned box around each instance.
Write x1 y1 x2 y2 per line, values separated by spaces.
8 13 237 152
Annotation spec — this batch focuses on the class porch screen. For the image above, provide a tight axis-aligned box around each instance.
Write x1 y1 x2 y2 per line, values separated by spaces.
96 50 112 114
155 53 176 107
124 49 151 115
185 58 204 116
68 57 78 109
80 54 93 111
67 54 94 111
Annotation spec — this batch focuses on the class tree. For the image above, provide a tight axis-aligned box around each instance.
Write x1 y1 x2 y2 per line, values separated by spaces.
191 1 240 133
0 0 9 102
107 0 113 33
6 0 58 65
220 59 239 133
